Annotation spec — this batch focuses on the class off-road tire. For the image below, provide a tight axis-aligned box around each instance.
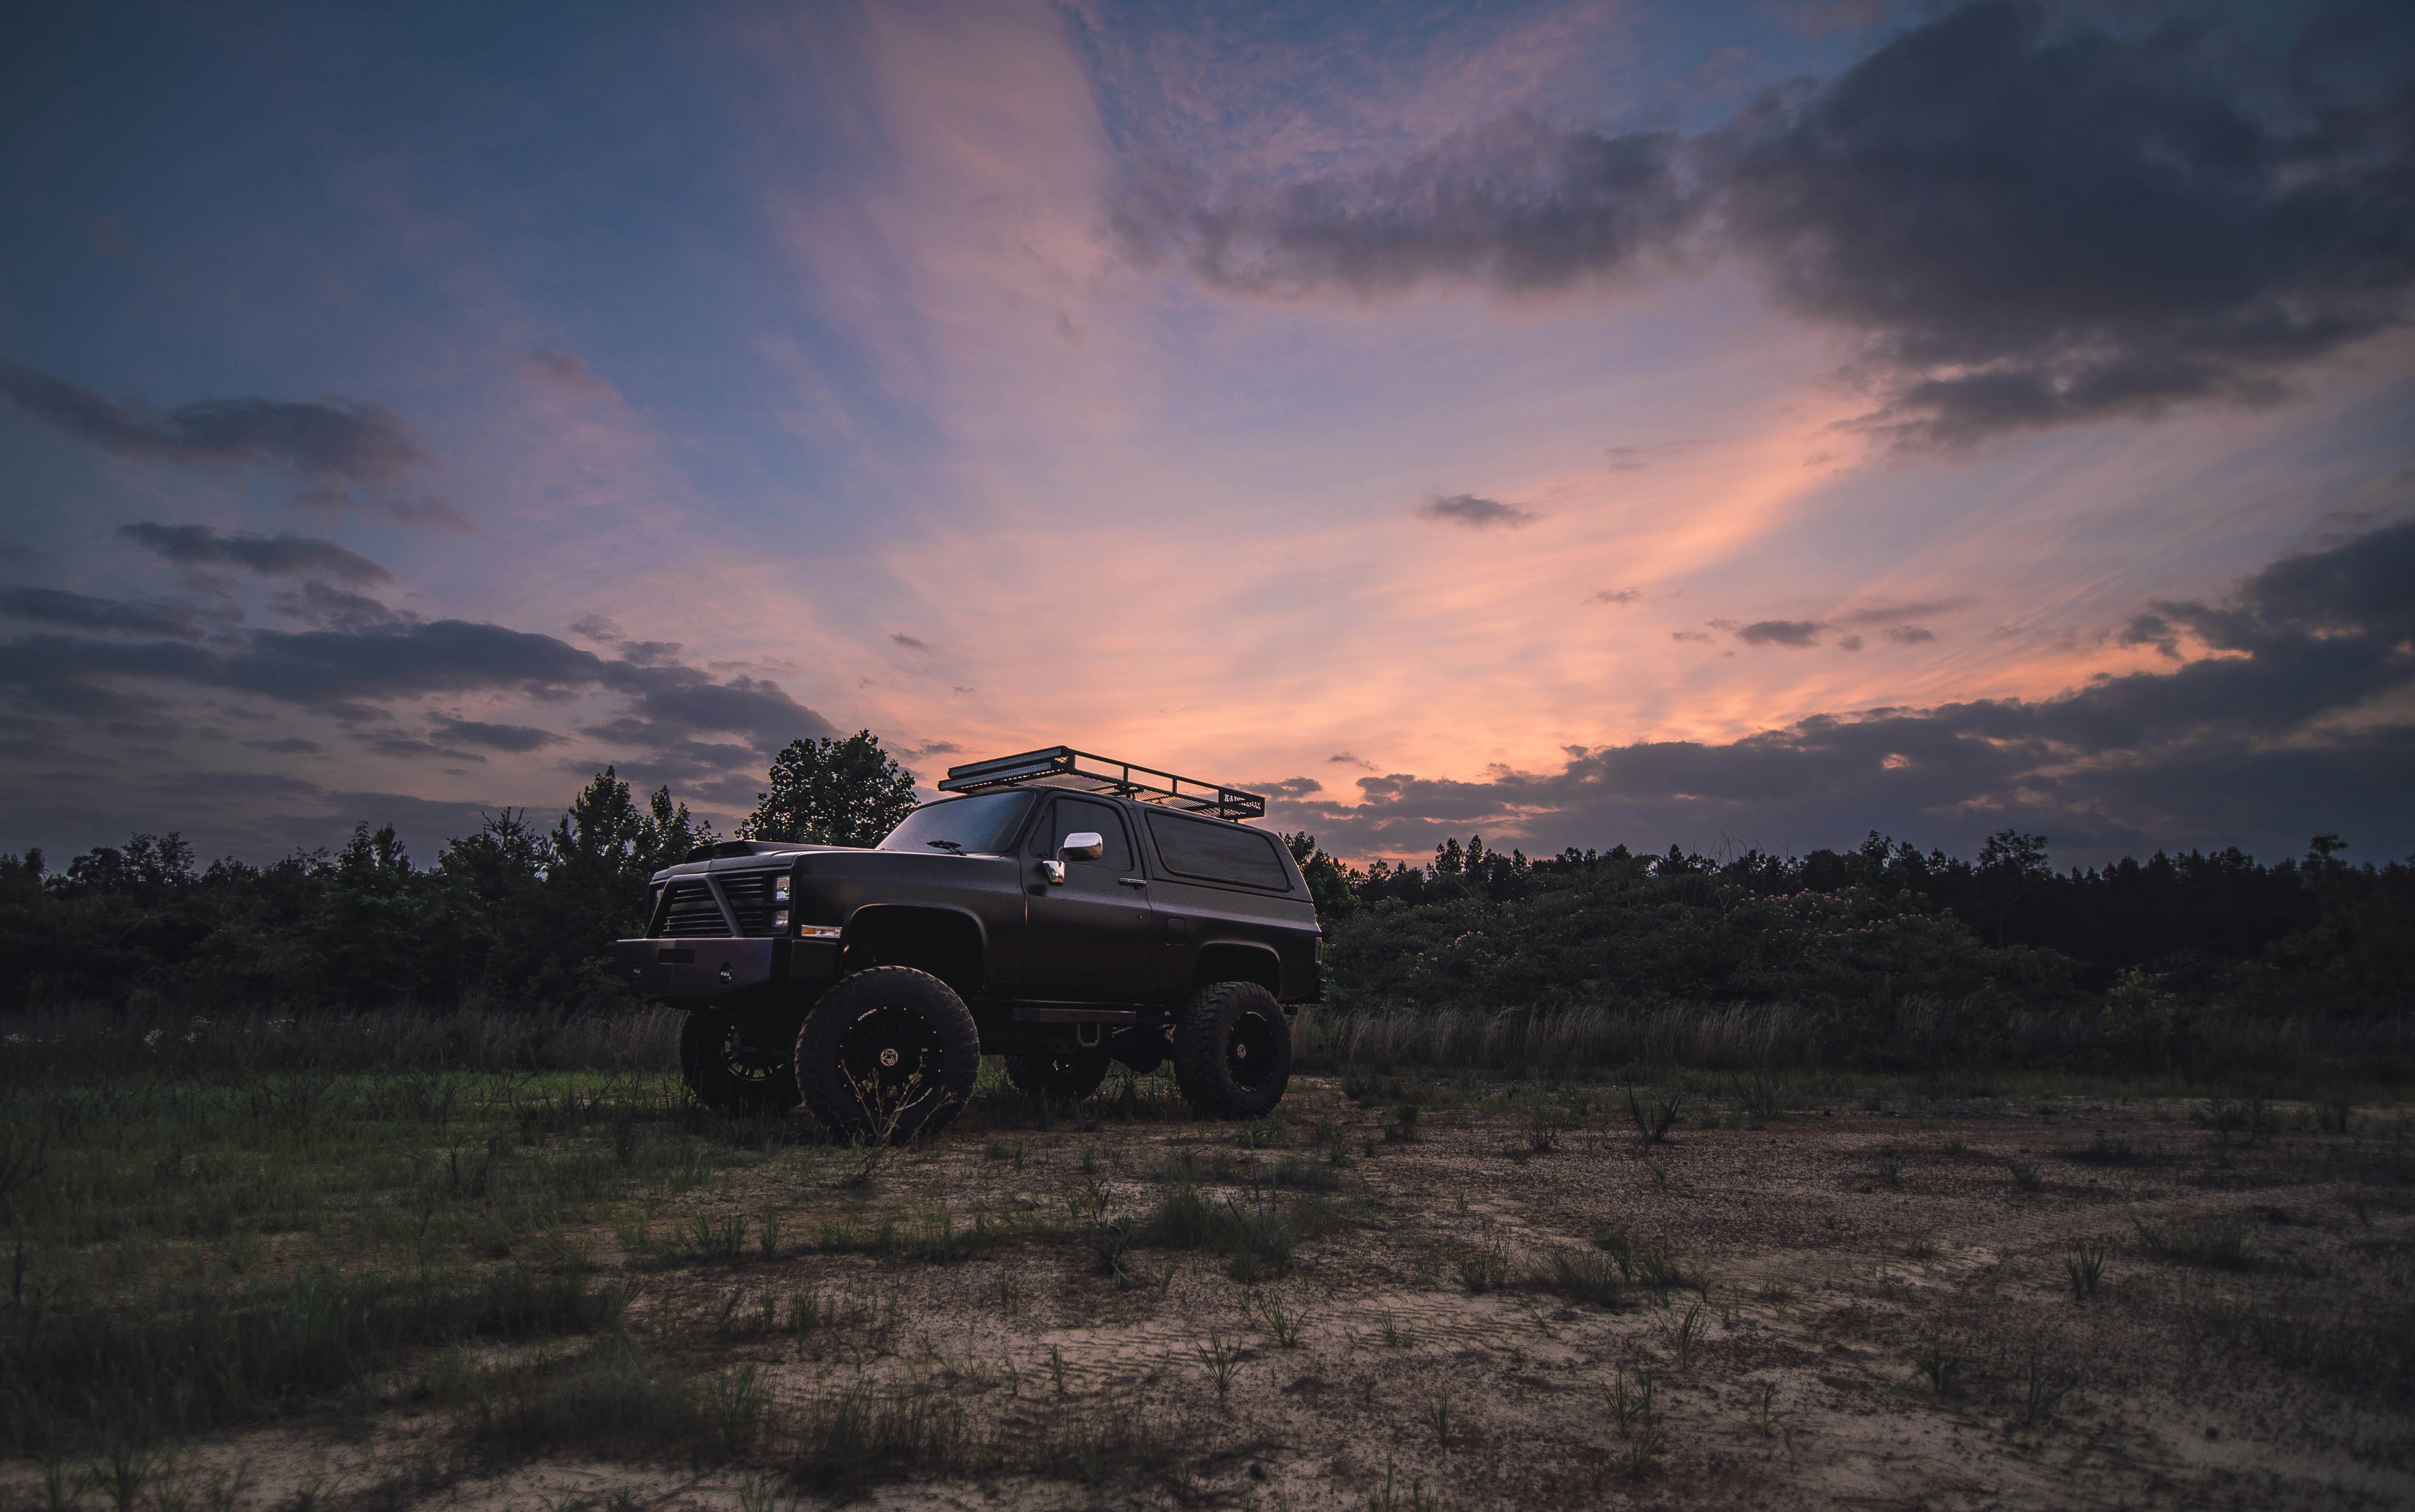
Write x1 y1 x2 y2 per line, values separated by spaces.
1172 981 1292 1119
795 966 980 1143
679 1008 801 1116
1004 1050 1111 1101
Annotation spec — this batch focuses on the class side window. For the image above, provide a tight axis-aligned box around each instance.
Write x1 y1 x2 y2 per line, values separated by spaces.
1028 798 1133 871
1145 812 1292 890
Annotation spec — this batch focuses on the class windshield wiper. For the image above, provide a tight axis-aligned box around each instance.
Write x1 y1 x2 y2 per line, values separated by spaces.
925 840 964 852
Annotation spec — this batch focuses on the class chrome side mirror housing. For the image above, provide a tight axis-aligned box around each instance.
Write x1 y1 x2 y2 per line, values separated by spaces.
1042 830 1105 885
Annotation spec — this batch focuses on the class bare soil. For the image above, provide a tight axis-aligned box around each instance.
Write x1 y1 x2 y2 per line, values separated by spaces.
9 1078 2412 1510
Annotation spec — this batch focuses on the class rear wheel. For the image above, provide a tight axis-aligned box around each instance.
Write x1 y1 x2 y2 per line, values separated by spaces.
1004 1049 1111 1101
678 1008 800 1115
795 966 980 1142
1172 981 1293 1119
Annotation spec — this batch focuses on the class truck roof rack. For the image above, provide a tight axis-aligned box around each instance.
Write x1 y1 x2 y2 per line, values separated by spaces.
937 747 1266 821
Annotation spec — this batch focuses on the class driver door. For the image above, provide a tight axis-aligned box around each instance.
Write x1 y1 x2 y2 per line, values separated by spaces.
1022 797 1155 1000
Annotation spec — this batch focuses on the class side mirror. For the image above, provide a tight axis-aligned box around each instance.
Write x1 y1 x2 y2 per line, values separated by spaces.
1042 830 1106 886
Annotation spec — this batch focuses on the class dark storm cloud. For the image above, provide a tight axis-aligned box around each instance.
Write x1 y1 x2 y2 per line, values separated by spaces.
270 582 407 632
429 718 567 753
0 587 208 640
1271 521 2415 863
1118 4 2415 443
120 522 393 584
1736 619 1824 647
0 612 833 781
0 362 463 527
1421 494 1535 529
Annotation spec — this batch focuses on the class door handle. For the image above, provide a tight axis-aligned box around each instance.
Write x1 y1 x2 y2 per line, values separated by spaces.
1118 876 1148 887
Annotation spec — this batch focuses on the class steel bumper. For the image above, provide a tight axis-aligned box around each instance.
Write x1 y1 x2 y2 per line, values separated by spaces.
611 936 842 998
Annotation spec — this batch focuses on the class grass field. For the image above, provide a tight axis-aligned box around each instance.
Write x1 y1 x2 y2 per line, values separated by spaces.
2 1005 2411 1509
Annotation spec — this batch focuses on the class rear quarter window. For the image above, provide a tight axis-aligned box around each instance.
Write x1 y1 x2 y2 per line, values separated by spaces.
1145 812 1292 891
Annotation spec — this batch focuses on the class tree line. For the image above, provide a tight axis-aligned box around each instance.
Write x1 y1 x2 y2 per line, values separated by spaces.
0 726 2404 1030
1282 827 2412 1025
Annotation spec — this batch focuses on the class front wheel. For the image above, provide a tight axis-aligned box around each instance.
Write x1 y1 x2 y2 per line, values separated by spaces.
679 1008 800 1115
1172 981 1293 1119
795 966 980 1143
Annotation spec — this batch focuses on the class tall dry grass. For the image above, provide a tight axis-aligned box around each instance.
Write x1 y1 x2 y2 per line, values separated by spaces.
1293 997 2411 1081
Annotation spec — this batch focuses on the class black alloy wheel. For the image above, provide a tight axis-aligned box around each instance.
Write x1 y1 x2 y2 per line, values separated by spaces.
795 966 980 1142
678 1007 801 1115
1172 980 1294 1119
1004 1049 1112 1101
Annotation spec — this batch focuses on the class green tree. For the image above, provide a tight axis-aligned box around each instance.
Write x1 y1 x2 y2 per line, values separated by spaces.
740 731 918 846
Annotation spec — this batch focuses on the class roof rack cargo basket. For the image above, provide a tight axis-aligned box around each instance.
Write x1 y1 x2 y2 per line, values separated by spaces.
938 746 1266 821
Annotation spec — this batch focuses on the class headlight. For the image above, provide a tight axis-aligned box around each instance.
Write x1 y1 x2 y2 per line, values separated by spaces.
772 876 791 903
771 909 790 932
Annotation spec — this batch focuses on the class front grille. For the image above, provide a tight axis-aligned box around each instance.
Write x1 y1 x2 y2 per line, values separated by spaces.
656 870 784 937
720 871 780 935
659 881 728 936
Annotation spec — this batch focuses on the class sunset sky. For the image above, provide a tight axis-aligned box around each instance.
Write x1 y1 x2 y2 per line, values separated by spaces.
2 0 2411 871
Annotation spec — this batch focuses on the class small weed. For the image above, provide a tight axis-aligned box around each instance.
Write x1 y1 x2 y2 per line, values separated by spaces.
757 1214 784 1261
1746 1381 1792 1438
1626 1420 1668 1476
1910 1336 1965 1397
1455 1241 1513 1293
1366 1460 1440 1512
1384 1105 1421 1142
1876 1158 1903 1189
1646 1159 1670 1191
1905 1236 1938 1261
1538 1249 1622 1308
1427 1391 1452 1448
1256 1294 1306 1349
2009 1162 2043 1193
1380 1313 1406 1348
1756 1281 1793 1307
1626 1090 1682 1145
2068 1243 2106 1297
2021 1359 2078 1423
1670 1303 1705 1366
1197 1334 1240 1397
1605 1366 1655 1437
1941 1137 1969 1157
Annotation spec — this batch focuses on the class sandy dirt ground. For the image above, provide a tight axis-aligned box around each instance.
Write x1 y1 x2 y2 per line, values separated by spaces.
7 1077 2411 1511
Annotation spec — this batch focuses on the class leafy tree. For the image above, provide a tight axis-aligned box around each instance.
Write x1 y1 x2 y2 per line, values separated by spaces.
740 731 918 846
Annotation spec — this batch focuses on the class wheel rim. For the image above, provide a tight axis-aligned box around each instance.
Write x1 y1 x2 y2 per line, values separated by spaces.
836 1002 945 1116
718 1021 786 1084
1225 1011 1278 1091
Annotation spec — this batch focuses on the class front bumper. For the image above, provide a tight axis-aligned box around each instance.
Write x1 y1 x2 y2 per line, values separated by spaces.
611 935 843 998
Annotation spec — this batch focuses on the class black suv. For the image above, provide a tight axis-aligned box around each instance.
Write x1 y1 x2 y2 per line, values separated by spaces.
613 747 1322 1139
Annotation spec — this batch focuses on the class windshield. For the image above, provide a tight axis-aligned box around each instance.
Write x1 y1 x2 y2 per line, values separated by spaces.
875 791 1038 855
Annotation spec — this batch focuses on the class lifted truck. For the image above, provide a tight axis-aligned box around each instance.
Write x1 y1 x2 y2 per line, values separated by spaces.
612 747 1322 1140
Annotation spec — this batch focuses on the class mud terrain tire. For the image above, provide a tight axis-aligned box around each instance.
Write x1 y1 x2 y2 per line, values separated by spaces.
1004 1050 1111 1101
795 966 980 1142
679 1008 801 1116
1172 980 1292 1119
